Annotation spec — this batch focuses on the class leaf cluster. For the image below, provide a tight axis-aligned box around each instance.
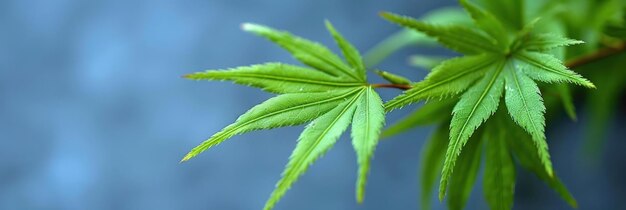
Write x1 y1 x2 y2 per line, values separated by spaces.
180 0 626 209
183 21 385 209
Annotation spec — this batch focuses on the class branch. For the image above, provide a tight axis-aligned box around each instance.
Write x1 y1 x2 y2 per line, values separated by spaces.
372 83 412 90
566 42 626 69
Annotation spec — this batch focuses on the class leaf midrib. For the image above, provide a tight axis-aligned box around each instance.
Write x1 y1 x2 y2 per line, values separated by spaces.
510 68 541 137
443 61 504 199
210 72 364 87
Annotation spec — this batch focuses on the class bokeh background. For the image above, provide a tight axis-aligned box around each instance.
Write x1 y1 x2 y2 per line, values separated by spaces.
1 0 625 209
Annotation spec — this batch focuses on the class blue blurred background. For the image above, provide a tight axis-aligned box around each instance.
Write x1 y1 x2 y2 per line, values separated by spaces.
1 0 625 209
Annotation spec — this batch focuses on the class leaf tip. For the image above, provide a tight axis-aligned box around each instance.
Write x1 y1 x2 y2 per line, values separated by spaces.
241 22 263 33
378 11 393 19
180 153 195 163
182 73 194 79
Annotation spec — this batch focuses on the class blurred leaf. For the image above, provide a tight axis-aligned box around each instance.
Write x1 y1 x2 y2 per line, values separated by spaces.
408 55 449 70
556 84 577 121
382 99 455 138
477 0 524 30
507 120 578 208
482 118 515 210
604 22 626 39
447 128 483 210
420 124 450 210
583 52 626 155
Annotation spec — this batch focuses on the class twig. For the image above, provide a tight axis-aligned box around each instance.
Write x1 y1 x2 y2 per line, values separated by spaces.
371 83 412 90
566 42 626 69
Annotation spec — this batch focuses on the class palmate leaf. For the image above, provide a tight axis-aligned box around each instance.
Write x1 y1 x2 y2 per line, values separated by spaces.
184 21 387 210
382 8 595 206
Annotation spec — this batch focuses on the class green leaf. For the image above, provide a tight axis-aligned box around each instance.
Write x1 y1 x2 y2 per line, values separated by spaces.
604 23 626 39
477 0 524 30
440 61 505 200
351 87 385 203
515 51 595 88
325 20 366 81
382 99 455 138
555 84 577 121
363 29 435 68
447 130 482 210
483 119 515 210
521 33 584 51
264 90 364 210
185 63 363 94
181 88 361 161
460 0 510 49
503 64 553 177
364 7 469 68
408 55 449 70
242 23 362 81
420 124 449 210
583 52 626 156
507 122 577 208
374 70 412 85
381 12 501 54
385 54 497 112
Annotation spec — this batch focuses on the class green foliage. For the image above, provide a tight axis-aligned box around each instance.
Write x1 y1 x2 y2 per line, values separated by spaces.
420 124 450 210
382 2 594 203
183 22 387 210
482 119 515 210
183 0 626 210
